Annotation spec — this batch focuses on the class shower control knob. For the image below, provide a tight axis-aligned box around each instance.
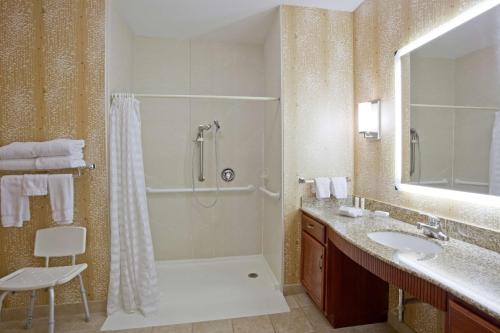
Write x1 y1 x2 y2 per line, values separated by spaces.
221 168 235 182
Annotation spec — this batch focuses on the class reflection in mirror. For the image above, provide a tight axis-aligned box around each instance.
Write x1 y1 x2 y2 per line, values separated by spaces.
402 4 500 196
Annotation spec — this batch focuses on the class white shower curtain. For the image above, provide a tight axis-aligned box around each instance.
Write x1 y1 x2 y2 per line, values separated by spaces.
107 94 159 315
490 112 500 195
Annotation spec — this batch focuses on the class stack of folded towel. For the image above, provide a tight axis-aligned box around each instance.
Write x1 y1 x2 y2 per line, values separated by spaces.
314 177 348 199
0 139 82 227
0 139 85 170
338 206 364 218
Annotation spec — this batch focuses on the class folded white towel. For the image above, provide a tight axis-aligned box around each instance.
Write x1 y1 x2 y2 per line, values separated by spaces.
22 174 48 196
338 206 363 218
0 158 37 170
0 139 85 160
1 176 30 227
314 177 331 199
330 177 348 199
48 174 74 224
36 156 85 170
0 156 85 171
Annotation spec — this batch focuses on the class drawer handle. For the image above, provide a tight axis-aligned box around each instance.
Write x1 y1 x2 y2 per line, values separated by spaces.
307 224 315 229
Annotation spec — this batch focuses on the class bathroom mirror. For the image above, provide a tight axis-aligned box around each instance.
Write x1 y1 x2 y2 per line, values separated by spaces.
395 3 500 200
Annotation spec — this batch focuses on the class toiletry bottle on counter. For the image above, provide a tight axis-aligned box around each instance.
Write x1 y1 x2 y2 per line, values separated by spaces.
360 198 365 210
354 197 360 208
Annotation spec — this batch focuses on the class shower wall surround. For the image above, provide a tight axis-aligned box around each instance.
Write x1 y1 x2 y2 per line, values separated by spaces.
262 10 284 285
135 38 268 260
0 0 107 310
281 6 354 285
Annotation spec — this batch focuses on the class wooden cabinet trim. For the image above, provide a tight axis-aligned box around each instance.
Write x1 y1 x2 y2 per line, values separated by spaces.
448 299 500 333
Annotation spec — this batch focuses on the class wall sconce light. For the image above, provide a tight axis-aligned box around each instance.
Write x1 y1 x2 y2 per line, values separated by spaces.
358 100 381 140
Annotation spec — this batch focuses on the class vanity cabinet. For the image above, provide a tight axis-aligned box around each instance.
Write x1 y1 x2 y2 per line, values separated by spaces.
301 210 500 331
447 299 500 333
300 212 388 324
301 213 326 310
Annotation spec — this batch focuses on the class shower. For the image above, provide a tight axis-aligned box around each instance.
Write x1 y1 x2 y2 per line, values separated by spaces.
192 120 221 208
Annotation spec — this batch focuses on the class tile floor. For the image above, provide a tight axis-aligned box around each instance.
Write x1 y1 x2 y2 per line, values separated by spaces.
0 293 398 333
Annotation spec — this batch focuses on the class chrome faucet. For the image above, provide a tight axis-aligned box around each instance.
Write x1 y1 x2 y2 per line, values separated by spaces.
417 214 449 241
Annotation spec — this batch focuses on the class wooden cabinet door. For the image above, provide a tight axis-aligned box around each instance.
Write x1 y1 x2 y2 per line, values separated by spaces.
448 300 500 333
301 231 325 309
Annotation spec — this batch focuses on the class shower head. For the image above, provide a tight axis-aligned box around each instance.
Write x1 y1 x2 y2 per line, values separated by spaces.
213 120 221 131
198 124 212 132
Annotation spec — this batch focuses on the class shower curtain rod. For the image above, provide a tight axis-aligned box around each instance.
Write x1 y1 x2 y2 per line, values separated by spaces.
113 93 280 101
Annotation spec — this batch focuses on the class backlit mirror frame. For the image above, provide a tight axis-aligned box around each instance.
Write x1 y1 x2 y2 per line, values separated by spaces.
394 0 500 205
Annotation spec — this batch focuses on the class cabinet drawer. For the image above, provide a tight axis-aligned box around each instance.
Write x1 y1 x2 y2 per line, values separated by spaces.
302 213 326 244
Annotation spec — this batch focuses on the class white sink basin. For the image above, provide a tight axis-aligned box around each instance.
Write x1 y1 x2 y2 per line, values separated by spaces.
368 231 443 255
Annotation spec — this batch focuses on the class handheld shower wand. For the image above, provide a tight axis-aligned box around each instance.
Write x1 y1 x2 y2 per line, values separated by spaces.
196 123 212 182
191 120 223 208
196 121 221 182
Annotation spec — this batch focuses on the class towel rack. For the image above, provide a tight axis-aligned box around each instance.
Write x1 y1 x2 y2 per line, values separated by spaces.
0 163 96 178
298 176 351 184
259 186 281 200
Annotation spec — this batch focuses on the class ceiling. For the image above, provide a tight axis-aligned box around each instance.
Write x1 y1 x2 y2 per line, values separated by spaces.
412 5 500 59
114 0 364 44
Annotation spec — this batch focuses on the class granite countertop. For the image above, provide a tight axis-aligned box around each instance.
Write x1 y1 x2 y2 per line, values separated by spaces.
301 200 500 320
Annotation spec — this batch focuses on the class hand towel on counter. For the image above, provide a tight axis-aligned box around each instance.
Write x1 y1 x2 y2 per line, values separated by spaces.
0 139 85 160
338 206 363 218
35 156 86 170
330 177 347 199
314 177 331 199
1 176 30 227
22 174 48 196
0 158 37 171
48 174 74 224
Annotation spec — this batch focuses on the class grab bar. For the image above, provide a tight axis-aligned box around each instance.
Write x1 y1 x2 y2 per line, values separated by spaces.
409 178 448 185
146 185 255 194
454 179 489 187
259 186 281 200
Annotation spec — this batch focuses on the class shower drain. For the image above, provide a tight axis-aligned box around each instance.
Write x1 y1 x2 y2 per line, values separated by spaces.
248 273 259 278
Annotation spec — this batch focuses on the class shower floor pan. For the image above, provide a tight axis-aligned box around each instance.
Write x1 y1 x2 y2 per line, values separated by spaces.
101 255 289 331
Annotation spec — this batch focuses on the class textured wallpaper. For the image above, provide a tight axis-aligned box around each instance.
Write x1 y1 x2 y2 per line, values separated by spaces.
353 1 493 332
0 0 107 309
281 5 354 284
